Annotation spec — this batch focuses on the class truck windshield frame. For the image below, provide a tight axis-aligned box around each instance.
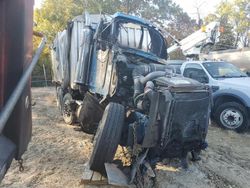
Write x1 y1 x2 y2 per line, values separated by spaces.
112 18 167 59
203 62 247 78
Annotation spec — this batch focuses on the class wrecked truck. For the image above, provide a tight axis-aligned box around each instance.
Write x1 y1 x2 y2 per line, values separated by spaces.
51 12 211 182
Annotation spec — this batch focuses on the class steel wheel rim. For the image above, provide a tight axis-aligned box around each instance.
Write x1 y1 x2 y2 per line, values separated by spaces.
220 108 243 129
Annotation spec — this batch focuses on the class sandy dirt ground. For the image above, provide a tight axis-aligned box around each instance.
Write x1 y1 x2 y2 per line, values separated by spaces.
1 87 250 188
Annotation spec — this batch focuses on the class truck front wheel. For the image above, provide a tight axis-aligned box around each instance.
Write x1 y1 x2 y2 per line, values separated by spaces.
215 102 249 132
89 103 125 173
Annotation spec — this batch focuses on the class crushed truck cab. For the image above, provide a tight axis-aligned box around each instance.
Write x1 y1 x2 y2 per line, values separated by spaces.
51 12 211 184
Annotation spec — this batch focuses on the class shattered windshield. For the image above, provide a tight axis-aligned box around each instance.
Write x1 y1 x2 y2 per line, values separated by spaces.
203 62 247 78
117 22 167 59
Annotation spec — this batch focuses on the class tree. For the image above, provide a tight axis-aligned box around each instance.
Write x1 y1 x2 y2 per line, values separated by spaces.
127 0 197 50
204 13 218 24
33 0 85 84
33 0 196 81
35 0 196 46
232 0 250 47
193 0 206 28
204 12 236 48
34 0 84 43
216 0 250 47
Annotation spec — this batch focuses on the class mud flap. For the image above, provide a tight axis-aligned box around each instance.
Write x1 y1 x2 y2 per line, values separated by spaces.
0 135 16 182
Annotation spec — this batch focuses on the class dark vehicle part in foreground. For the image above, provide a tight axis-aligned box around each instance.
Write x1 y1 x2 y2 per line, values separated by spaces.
52 12 211 185
0 0 46 182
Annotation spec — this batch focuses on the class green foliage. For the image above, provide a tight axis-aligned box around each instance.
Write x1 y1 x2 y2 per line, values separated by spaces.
83 0 196 41
33 0 196 79
33 0 85 85
205 0 250 48
34 0 84 44
204 13 236 48
204 14 218 24
34 0 196 47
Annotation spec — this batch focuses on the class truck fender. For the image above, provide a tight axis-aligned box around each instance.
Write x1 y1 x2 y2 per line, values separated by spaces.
213 89 250 108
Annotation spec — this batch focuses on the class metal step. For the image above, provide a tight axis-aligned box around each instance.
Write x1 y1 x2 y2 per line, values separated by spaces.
81 162 130 187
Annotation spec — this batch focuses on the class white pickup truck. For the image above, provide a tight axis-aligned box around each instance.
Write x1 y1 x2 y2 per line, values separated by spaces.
168 60 250 132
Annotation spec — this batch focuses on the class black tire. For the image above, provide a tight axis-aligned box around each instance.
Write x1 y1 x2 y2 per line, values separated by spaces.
214 102 249 132
89 103 125 173
79 93 104 134
62 93 76 125
56 86 64 114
